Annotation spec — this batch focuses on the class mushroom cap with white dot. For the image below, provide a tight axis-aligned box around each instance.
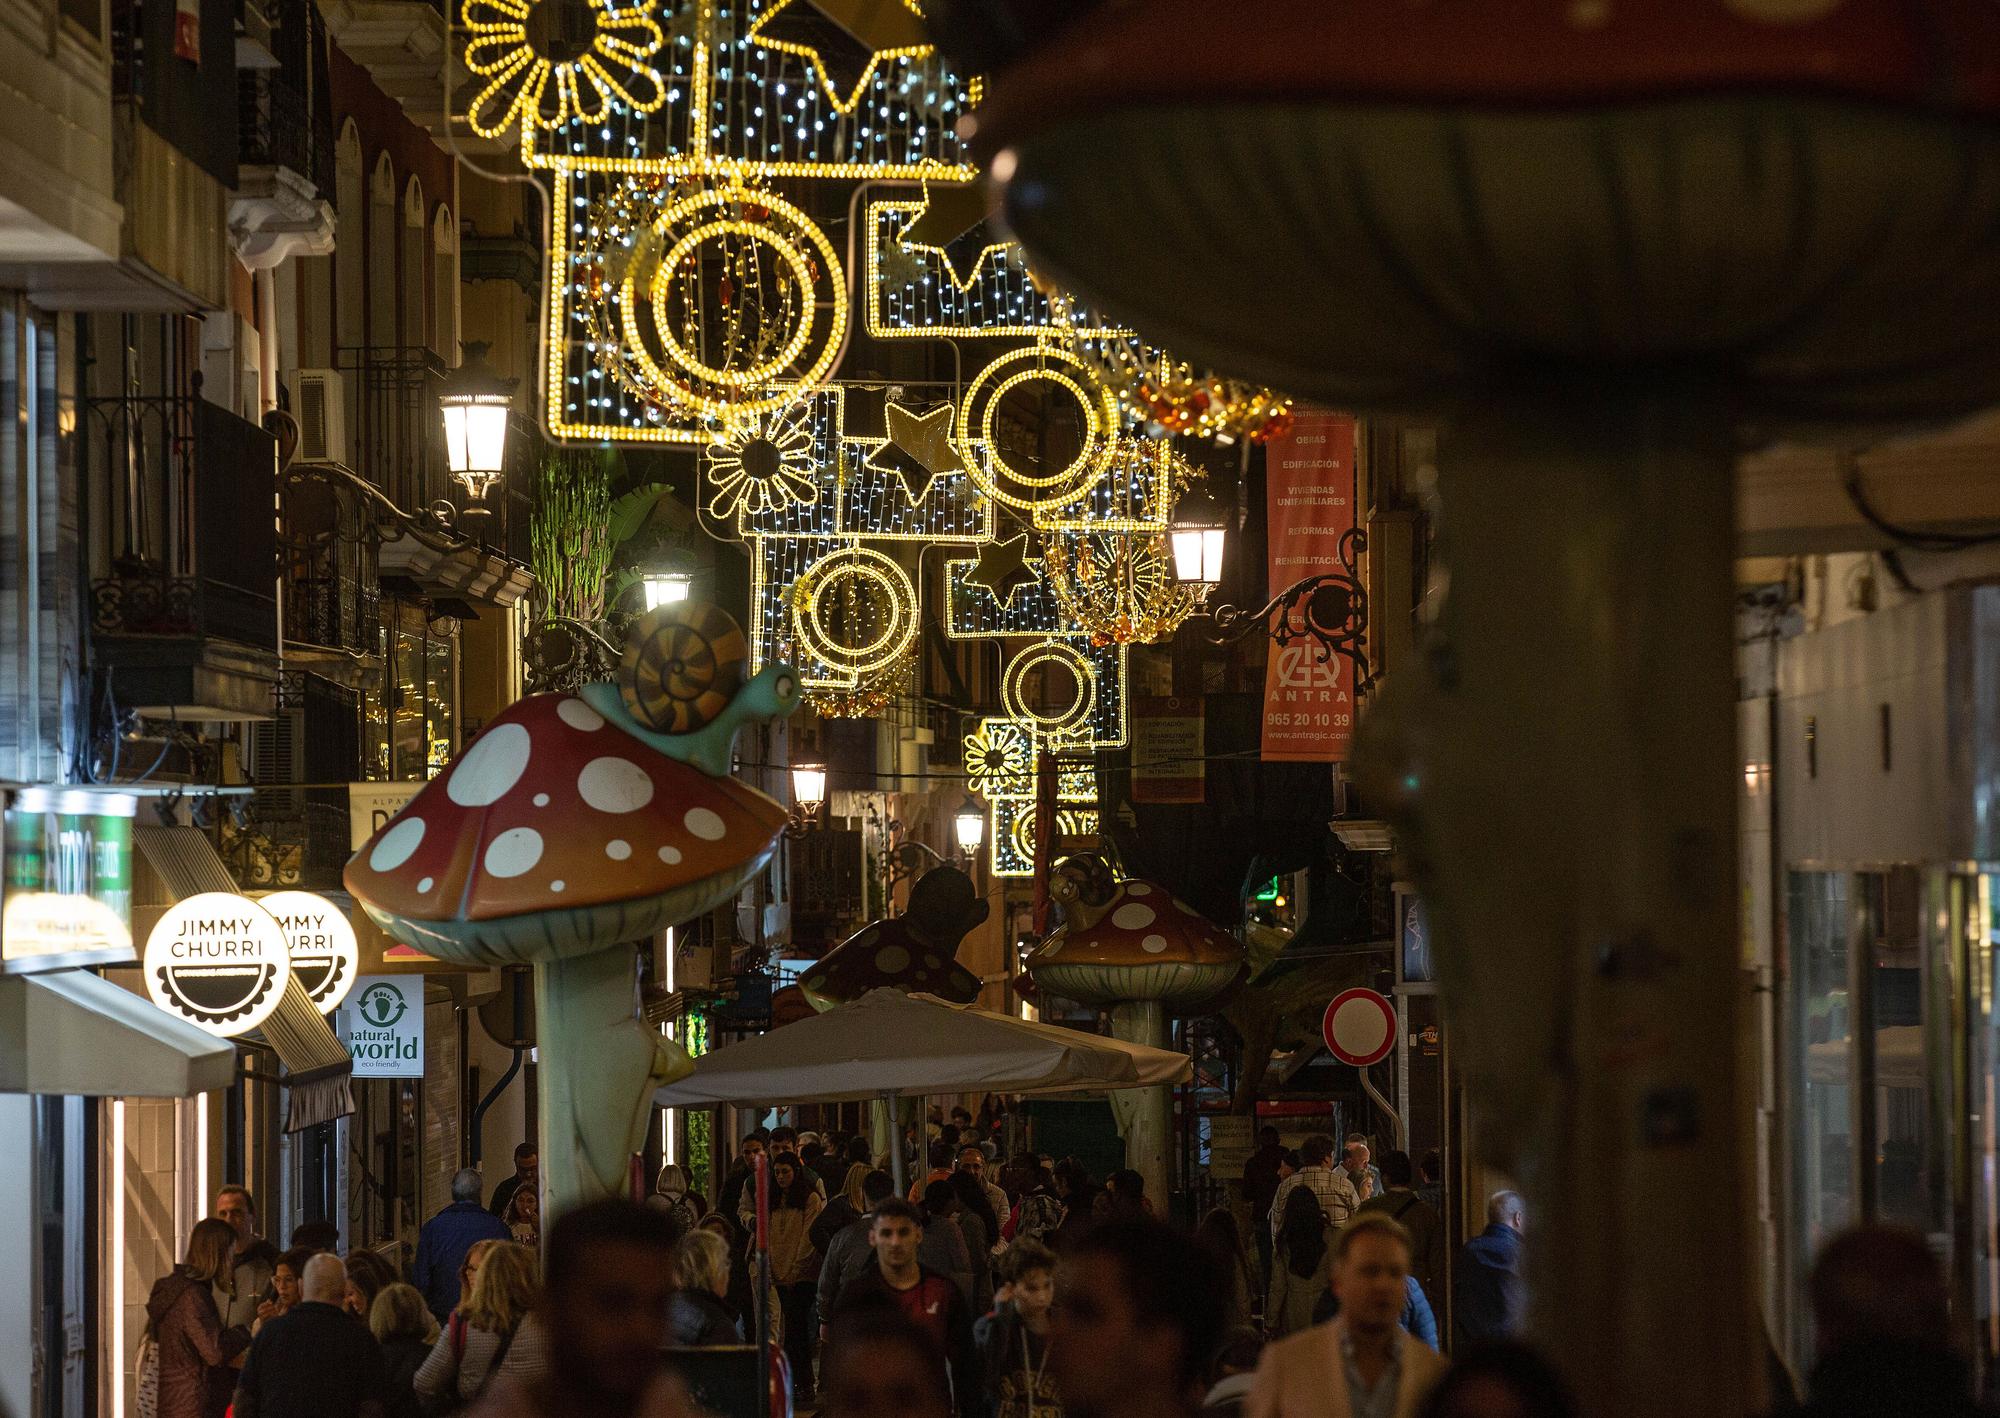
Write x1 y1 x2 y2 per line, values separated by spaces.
369 816 426 872
659 844 682 865
1141 934 1169 953
578 756 655 814
1112 902 1157 930
684 807 727 841
483 826 545 879
416 876 434 894
447 723 532 807
1126 882 1152 896
556 698 605 732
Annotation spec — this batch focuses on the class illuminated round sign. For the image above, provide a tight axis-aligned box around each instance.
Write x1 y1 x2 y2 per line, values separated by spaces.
1322 988 1397 1068
143 892 291 1037
258 890 360 1013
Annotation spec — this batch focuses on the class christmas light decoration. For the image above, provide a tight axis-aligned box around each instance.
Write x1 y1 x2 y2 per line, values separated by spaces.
787 544 920 682
1033 436 1190 534
865 398 965 505
1042 528 1201 646
705 400 821 520
461 0 669 141
991 798 1098 878
963 717 1035 800
963 532 1041 605
743 0 931 115
956 344 1120 515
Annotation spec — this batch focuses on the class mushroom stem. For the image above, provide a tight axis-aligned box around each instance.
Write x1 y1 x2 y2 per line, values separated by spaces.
1105 999 1170 1207
533 945 694 1215
1356 377 1755 1411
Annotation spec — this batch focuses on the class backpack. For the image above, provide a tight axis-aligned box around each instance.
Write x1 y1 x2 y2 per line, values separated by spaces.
134 1334 159 1418
1014 1191 1065 1247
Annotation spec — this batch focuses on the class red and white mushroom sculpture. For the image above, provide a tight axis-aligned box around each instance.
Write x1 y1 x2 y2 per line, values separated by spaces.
346 602 798 1212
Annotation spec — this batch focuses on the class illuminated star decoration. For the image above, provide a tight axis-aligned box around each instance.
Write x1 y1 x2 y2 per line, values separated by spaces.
965 533 1041 606
744 0 933 115
894 183 1007 290
864 400 966 505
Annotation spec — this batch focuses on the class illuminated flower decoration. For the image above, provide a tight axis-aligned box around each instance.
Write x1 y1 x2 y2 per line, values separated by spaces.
462 0 667 141
963 718 1035 800
704 403 820 522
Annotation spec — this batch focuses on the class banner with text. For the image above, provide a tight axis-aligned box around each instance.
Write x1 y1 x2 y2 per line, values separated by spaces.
1132 696 1205 803
1261 411 1358 761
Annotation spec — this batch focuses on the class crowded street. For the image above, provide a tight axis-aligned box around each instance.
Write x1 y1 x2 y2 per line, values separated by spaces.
5 1 2000 1416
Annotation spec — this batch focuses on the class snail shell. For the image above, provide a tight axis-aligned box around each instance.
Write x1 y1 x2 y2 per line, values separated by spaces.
620 601 748 733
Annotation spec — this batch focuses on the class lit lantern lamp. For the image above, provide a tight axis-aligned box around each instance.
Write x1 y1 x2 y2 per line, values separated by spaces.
641 568 694 609
438 342 513 506
787 762 827 837
1168 488 1228 594
954 798 986 859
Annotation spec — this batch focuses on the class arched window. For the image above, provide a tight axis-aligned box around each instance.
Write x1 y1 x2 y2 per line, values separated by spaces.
368 152 397 350
402 173 427 352
431 204 458 360
332 120 363 356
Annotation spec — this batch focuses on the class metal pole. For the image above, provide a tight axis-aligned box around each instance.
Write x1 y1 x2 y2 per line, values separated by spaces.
885 1093 908 1196
753 1150 771 1418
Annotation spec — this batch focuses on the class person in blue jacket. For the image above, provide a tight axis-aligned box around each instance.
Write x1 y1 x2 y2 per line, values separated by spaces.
412 1169 512 1324
1453 1190 1527 1347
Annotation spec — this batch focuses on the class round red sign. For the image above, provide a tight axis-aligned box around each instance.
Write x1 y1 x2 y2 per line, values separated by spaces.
1322 988 1397 1067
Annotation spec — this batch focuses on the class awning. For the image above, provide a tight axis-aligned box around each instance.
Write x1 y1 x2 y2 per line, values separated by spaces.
0 968 235 1097
133 826 354 1128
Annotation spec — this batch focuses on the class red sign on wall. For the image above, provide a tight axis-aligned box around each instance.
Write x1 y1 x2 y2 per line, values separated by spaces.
1261 410 1358 762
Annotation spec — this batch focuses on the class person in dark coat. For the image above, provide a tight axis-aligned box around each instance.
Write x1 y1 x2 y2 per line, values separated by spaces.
232 1253 389 1418
667 1231 745 1346
830 1200 981 1418
146 1218 253 1418
1355 1150 1446 1312
1240 1127 1286 1286
412 1168 513 1324
368 1284 438 1418
1453 1191 1527 1347
1797 1224 1982 1418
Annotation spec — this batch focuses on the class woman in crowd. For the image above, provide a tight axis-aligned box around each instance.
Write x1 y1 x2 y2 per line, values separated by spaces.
948 1170 999 1314
368 1283 438 1418
1266 1187 1334 1337
667 1230 745 1346
1194 1208 1258 1332
143 1217 252 1418
694 1212 781 1347
252 1245 315 1336
504 1184 540 1248
766 1151 827 1403
648 1163 701 1239
1051 1158 1100 1250
342 1248 396 1323
415 1241 542 1410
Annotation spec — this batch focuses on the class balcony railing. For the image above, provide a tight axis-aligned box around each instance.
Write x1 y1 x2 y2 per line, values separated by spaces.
238 0 332 187
88 395 279 650
337 345 449 514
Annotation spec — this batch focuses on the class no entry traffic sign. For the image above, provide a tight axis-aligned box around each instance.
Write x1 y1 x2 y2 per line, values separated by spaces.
1323 988 1396 1067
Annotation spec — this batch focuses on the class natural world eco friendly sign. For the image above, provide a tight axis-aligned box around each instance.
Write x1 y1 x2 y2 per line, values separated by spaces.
340 975 423 1079
143 892 291 1037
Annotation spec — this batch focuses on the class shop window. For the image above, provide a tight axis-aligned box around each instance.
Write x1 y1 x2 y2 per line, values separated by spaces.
1786 870 1854 1350
369 613 458 781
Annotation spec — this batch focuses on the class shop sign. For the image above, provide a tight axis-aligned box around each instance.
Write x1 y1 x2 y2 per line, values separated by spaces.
1 786 138 975
1398 891 1434 985
1131 697 1205 804
1260 410 1358 762
143 892 292 1036
258 890 361 1013
339 975 424 1078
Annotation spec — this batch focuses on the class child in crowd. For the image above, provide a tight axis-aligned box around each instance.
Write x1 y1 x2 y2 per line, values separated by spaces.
977 1239 1059 1418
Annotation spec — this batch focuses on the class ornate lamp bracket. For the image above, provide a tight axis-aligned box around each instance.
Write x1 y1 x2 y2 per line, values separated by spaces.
1202 526 1375 690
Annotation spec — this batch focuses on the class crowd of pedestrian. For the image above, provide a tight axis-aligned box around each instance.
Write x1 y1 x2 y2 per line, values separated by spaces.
135 1111 1987 1418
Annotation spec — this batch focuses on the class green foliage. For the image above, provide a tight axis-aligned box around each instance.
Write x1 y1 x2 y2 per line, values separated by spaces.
530 448 672 623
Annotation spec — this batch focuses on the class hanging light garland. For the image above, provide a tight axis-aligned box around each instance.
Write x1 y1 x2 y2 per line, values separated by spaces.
1042 528 1201 646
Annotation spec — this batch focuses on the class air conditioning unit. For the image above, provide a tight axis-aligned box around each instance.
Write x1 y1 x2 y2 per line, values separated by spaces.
287 368 347 464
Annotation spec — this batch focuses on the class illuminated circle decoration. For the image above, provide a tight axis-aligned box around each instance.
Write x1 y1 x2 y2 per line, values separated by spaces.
258 890 361 1013
963 718 1035 800
705 402 821 522
584 179 848 424
1001 641 1098 741
461 0 668 141
144 892 292 1037
955 346 1119 515
1043 529 1200 646
789 547 920 679
621 601 750 733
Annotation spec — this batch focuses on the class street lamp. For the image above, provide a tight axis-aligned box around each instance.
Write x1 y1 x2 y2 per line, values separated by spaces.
786 762 826 838
953 798 986 859
640 569 693 609
1168 487 1229 593
439 342 513 504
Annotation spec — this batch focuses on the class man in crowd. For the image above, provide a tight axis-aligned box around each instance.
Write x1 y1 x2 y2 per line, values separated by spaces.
474 1199 684 1418
1354 1151 1444 1310
831 1198 980 1418
1002 1152 1065 1247
1454 1190 1527 1347
489 1143 537 1219
822 1172 975 1330
957 1143 1010 1225
820 1307 957 1418
719 1130 771 1219
910 1140 957 1202
1245 1214 1445 1418
414 1168 512 1323
1051 1215 1229 1418
1267 1135 1359 1243
233 1253 388 1418
1241 1127 1286 1285
1342 1135 1381 1204
214 1185 280 1331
